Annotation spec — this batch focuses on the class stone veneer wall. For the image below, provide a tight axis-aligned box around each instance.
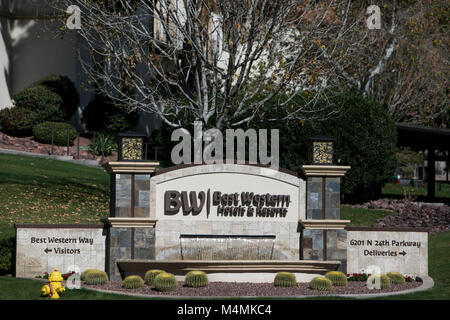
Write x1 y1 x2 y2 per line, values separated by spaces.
301 168 350 273
306 177 341 220
107 227 155 280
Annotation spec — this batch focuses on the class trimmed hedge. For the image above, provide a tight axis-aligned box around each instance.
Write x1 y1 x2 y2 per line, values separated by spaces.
32 75 80 120
13 85 65 122
0 107 40 137
32 122 77 146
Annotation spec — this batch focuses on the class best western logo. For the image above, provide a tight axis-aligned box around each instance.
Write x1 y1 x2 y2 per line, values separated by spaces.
164 190 290 219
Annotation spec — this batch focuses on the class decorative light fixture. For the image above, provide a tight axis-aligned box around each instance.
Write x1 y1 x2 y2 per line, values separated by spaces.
308 135 335 165
118 131 146 161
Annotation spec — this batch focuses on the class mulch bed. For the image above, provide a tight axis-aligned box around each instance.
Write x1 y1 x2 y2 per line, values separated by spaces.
81 280 422 297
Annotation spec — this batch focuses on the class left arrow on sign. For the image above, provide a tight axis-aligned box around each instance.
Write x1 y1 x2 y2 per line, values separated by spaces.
44 248 52 254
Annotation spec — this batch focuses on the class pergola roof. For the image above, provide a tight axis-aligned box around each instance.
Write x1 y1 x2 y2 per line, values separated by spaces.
396 123 450 151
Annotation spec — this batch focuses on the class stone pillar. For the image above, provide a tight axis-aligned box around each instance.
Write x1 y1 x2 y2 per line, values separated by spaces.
300 165 351 272
427 148 435 199
103 161 159 280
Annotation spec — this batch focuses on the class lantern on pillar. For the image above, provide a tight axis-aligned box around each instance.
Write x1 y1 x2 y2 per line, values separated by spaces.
118 131 146 161
308 135 335 165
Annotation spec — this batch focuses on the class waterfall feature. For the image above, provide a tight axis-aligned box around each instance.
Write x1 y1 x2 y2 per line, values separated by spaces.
180 235 276 260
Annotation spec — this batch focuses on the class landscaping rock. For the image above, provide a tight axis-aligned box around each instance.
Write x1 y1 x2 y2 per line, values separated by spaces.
351 198 450 234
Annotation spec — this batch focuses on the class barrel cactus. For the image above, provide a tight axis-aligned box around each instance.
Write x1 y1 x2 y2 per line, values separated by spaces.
81 269 99 281
387 272 405 285
368 274 391 289
325 271 347 286
154 272 178 292
84 270 108 285
144 269 165 286
123 275 145 289
309 276 332 291
185 270 209 288
274 272 297 287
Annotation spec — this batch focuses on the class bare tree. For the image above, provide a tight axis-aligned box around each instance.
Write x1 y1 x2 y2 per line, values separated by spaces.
50 0 363 130
317 0 448 127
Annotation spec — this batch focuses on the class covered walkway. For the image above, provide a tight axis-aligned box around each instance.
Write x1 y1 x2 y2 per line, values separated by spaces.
396 123 450 200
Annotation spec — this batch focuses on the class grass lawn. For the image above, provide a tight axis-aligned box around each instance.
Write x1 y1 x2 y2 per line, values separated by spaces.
0 277 142 300
340 206 393 227
0 154 110 238
383 181 450 199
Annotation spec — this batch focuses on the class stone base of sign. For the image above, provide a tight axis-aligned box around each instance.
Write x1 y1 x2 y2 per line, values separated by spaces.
107 227 156 280
346 227 428 276
115 259 341 279
301 229 348 272
15 224 106 278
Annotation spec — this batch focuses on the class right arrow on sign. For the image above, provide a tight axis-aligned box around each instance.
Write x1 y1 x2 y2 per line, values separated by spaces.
399 251 407 256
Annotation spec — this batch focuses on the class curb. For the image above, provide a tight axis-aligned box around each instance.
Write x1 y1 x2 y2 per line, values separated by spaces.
75 275 434 300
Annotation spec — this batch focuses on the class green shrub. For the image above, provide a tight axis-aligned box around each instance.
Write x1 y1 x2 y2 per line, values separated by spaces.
274 272 297 287
368 274 391 290
13 85 65 122
83 270 108 285
309 276 333 291
88 134 117 156
184 270 209 288
32 121 77 146
387 272 406 285
154 272 178 292
0 236 15 275
81 96 139 135
253 89 397 203
123 275 144 289
144 269 165 285
325 271 347 286
0 107 40 137
33 75 79 120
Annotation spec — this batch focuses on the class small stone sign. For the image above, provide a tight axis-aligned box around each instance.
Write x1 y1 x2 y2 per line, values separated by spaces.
15 225 106 277
346 227 428 276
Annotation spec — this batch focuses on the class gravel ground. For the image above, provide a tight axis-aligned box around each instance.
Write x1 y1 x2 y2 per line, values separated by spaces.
81 280 422 297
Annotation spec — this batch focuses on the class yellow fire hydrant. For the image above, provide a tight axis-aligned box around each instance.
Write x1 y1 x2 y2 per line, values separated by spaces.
41 268 66 299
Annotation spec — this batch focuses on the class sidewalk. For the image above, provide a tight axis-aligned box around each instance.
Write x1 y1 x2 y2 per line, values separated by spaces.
0 147 102 168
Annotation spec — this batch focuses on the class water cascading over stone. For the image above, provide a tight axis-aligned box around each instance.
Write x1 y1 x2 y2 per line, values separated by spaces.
180 235 276 260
